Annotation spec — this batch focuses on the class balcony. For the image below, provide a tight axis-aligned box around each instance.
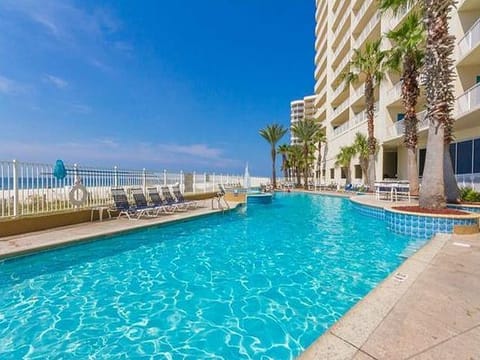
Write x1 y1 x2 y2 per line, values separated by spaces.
354 12 380 49
332 12 351 47
386 110 428 139
332 81 348 101
332 52 351 81
457 18 480 64
353 0 374 31
333 121 351 137
332 35 351 66
387 3 413 30
387 81 402 104
457 82 480 117
331 98 350 119
351 84 364 103
314 72 327 94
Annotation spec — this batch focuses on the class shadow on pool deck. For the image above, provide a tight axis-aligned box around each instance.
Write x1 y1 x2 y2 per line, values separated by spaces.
299 232 480 360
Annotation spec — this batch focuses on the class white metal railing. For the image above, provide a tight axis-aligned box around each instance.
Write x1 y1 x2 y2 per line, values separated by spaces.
456 173 480 191
354 12 380 48
0 160 269 218
332 98 350 118
333 102 378 137
353 0 373 26
387 2 413 29
333 11 351 40
333 32 351 60
387 109 428 138
332 81 347 99
456 82 480 116
458 18 480 59
352 84 364 101
333 53 351 80
388 81 402 101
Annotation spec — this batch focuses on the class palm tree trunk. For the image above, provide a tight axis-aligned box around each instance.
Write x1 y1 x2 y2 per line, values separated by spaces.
271 148 277 188
296 167 301 186
282 156 288 179
403 56 420 196
444 143 460 203
360 158 369 185
365 77 377 189
303 145 309 188
407 147 419 196
420 125 445 208
346 166 352 185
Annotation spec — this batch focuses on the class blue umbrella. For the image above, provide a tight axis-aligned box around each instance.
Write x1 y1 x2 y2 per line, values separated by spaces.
53 159 67 180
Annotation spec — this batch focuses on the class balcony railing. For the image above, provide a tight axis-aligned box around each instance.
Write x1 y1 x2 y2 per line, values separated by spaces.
333 33 351 60
332 98 350 118
388 81 402 101
387 3 412 30
387 110 428 138
332 81 347 100
458 18 480 60
333 53 351 80
333 11 351 40
354 12 380 48
457 82 480 116
352 85 364 102
353 0 373 26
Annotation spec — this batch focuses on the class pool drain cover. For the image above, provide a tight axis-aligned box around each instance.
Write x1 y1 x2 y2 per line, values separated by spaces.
394 272 408 282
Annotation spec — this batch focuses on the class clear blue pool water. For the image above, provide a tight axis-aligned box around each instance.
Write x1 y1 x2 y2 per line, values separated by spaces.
0 193 421 359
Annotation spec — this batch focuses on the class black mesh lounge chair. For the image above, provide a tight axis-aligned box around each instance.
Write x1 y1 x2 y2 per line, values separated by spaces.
131 187 173 216
171 186 198 209
111 187 151 220
146 187 176 214
160 186 189 211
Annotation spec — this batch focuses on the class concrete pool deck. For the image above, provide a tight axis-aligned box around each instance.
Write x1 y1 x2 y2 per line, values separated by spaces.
299 232 480 359
0 200 241 260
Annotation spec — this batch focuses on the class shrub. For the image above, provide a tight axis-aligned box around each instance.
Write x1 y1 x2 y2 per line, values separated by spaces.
459 187 480 202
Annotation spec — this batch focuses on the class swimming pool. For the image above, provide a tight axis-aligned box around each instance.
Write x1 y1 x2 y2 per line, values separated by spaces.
0 193 421 359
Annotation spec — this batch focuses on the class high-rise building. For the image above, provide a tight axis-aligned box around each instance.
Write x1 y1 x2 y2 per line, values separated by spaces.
290 95 317 145
314 0 480 186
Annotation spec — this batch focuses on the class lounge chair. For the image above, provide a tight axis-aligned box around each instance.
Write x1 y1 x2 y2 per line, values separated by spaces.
131 187 174 215
110 187 152 220
160 186 189 211
146 187 177 214
171 186 199 209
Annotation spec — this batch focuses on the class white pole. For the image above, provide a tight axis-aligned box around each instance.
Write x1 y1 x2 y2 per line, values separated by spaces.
12 159 18 217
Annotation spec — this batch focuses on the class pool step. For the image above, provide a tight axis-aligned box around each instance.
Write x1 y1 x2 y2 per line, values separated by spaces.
400 239 427 259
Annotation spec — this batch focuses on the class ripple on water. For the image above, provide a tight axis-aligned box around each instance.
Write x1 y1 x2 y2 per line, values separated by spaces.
0 193 423 359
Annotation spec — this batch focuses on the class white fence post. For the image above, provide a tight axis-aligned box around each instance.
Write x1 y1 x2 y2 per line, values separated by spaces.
212 173 216 193
163 170 167 186
193 171 196 194
142 168 147 193
180 170 184 193
12 159 19 217
114 166 118 187
204 172 207 193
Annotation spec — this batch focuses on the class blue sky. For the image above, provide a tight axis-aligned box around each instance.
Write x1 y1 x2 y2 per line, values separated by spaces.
0 0 315 176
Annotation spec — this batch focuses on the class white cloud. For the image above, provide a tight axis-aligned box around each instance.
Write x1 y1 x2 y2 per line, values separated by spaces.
0 139 241 170
44 74 68 89
0 75 26 95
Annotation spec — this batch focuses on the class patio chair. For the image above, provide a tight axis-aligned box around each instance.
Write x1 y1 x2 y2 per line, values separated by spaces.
131 187 174 216
171 186 199 209
146 187 177 214
110 187 152 220
160 186 189 211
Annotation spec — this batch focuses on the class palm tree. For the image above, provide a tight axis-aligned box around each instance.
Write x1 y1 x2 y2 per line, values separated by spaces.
353 132 369 185
383 12 425 196
335 146 356 185
277 144 290 181
314 130 327 182
344 40 386 189
259 124 287 189
291 118 321 188
419 0 456 209
288 145 303 186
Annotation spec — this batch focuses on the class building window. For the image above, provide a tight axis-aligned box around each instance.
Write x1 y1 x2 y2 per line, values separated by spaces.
457 140 473 174
322 169 326 178
340 168 347 179
355 165 362 179
330 168 335 179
